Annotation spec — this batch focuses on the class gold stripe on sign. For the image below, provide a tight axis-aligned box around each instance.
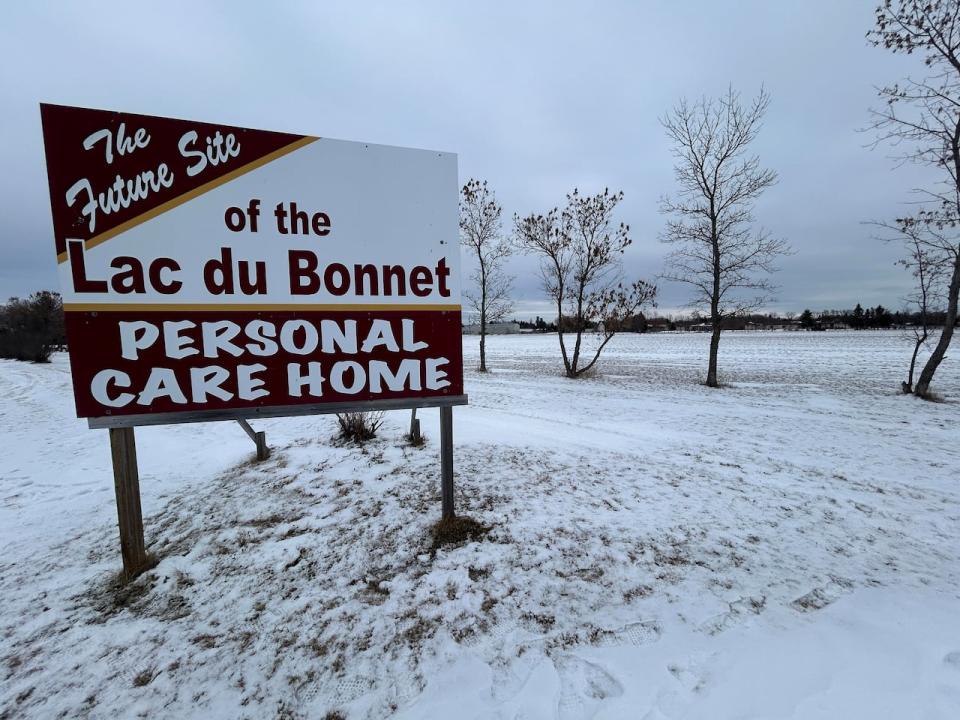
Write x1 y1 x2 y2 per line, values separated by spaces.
63 303 462 313
55 136 319 263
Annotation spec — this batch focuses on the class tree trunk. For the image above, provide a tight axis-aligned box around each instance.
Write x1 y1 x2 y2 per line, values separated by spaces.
478 266 488 372
904 328 927 393
479 305 487 373
706 203 722 388
914 255 960 398
706 323 721 388
568 289 586 377
555 296 571 376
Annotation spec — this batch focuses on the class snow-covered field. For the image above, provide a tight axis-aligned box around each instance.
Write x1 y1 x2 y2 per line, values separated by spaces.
1 330 959 719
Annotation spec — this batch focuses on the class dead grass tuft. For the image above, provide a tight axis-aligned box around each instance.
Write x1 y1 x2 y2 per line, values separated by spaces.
404 431 427 448
335 411 385 443
429 515 490 551
81 554 162 621
132 668 155 687
623 584 653 601
468 565 490 582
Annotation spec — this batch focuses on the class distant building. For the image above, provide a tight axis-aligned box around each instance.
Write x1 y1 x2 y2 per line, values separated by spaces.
820 320 851 330
462 322 522 335
646 319 672 332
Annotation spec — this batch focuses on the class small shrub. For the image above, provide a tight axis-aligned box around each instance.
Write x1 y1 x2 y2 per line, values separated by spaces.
0 334 52 363
335 411 384 443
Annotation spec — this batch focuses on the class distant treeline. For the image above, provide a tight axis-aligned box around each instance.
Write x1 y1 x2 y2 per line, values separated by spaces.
797 304 954 330
0 292 66 362
511 303 956 333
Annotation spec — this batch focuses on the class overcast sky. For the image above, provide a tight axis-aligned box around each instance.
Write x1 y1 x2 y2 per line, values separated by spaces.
0 1 942 317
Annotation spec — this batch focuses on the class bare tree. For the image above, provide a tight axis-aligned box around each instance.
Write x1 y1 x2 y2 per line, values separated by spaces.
869 1 960 398
514 188 657 378
660 87 789 388
877 218 948 392
460 179 513 372
903 222 947 392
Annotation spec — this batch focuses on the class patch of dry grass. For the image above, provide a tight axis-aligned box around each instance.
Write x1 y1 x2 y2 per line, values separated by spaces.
429 515 490 551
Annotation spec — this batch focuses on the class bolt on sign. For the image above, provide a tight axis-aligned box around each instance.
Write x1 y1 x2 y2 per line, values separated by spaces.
39 104 466 427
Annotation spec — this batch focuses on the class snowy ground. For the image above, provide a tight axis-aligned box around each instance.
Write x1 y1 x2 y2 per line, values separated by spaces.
1 330 959 719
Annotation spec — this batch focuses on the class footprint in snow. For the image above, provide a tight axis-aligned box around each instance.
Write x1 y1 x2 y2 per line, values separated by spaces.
698 596 765 635
553 654 623 720
790 576 853 613
310 676 371 707
666 652 716 695
652 658 711 719
493 620 520 639
387 673 424 710
308 673 420 709
294 680 322 703
594 620 662 647
618 620 662 646
489 653 543 703
667 663 705 693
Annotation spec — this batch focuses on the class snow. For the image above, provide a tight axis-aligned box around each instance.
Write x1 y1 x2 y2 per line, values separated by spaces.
1 330 959 719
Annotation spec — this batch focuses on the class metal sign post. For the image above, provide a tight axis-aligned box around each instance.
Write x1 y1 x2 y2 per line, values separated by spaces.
440 406 455 520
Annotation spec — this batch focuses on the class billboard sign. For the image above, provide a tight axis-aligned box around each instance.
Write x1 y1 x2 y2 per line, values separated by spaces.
39 104 465 427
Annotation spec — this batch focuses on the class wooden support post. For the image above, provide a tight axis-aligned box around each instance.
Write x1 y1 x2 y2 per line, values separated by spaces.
237 419 269 461
254 431 269 461
109 427 148 579
440 406 455 520
409 407 421 443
